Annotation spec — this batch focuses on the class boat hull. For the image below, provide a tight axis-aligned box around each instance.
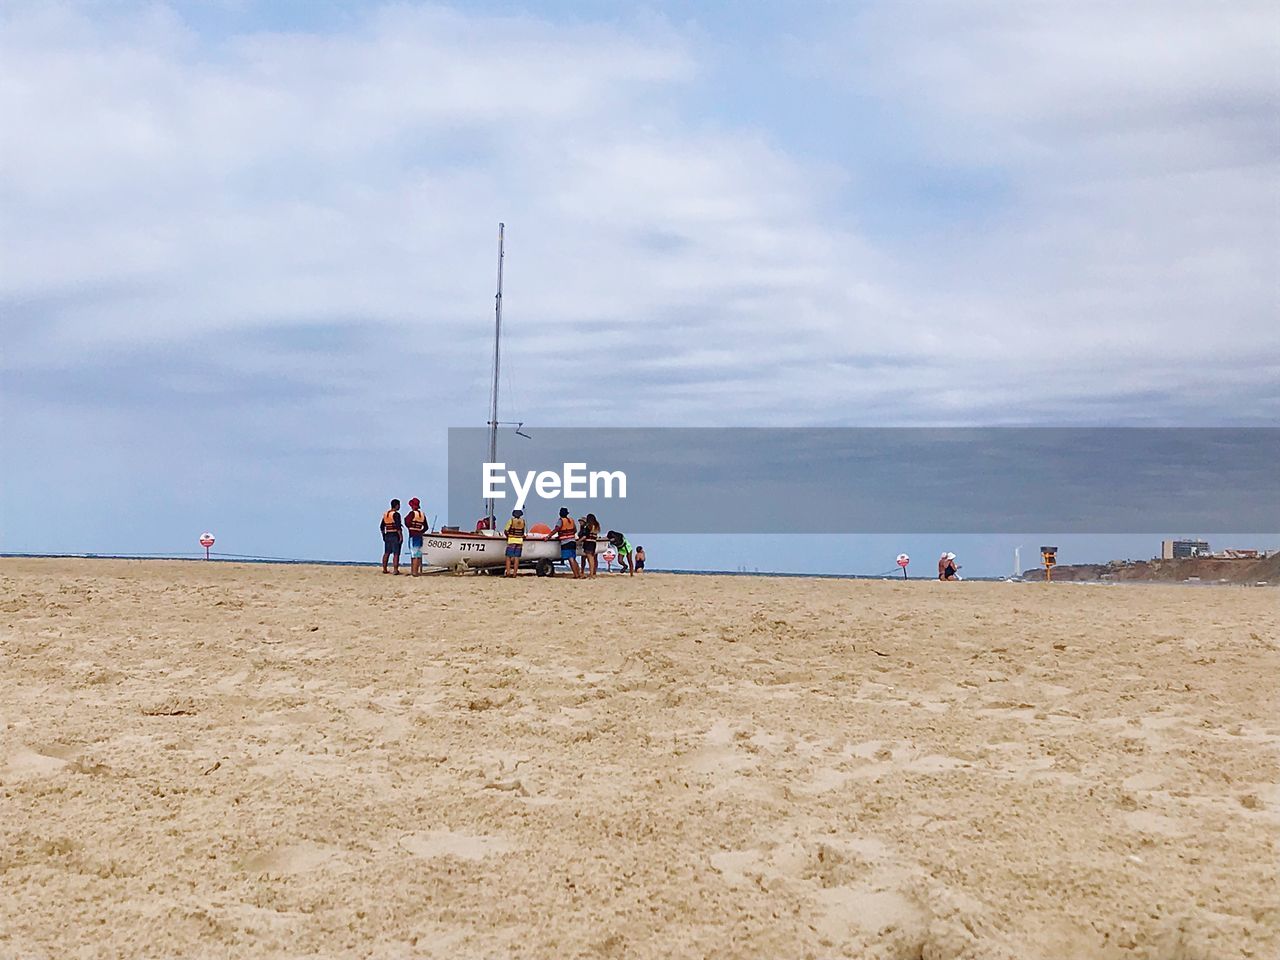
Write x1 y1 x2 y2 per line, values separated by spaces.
422 531 561 570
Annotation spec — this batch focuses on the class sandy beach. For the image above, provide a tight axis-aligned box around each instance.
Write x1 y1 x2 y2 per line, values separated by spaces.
1 558 1277 959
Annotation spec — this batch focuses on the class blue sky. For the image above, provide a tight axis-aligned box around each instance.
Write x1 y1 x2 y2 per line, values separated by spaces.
2 1 1277 573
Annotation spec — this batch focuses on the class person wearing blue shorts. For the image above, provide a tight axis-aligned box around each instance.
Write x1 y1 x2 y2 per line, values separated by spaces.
553 507 582 578
405 497 428 577
503 510 526 578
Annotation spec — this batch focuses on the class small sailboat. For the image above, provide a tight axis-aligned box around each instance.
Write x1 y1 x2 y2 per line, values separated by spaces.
422 224 561 576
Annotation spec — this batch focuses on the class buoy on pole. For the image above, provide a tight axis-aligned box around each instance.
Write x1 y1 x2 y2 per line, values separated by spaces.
896 553 910 580
199 532 216 560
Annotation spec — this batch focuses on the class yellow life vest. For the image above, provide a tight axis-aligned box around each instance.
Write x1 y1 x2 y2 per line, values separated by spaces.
505 518 526 544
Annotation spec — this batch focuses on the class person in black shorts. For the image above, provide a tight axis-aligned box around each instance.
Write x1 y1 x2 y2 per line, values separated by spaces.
938 552 958 580
380 499 403 574
634 546 646 572
577 513 600 578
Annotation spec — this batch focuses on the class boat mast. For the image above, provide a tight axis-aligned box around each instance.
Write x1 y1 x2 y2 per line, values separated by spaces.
485 223 505 529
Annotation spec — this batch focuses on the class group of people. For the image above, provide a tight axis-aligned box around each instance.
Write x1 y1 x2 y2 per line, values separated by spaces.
502 507 645 579
379 498 429 576
377 499 646 578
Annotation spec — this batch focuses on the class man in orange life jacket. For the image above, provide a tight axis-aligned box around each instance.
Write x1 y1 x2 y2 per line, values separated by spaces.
380 499 403 575
554 506 583 579
405 498 428 577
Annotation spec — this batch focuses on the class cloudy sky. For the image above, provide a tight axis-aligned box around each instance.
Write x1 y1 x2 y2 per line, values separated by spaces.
2 1 1277 572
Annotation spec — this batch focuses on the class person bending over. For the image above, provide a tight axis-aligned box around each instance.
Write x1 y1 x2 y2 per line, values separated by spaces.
606 531 634 576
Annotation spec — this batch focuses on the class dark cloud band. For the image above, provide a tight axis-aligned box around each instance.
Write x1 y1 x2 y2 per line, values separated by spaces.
448 427 1279 534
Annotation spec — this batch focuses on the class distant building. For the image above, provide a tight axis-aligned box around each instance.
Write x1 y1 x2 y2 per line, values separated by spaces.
1161 539 1210 560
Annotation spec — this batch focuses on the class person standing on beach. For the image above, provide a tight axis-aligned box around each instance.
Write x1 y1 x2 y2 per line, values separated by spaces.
554 507 583 578
405 498 427 577
381 500 403 575
503 509 526 578
577 513 600 578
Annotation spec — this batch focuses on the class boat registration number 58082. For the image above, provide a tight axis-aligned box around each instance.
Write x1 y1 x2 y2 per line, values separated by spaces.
427 539 487 552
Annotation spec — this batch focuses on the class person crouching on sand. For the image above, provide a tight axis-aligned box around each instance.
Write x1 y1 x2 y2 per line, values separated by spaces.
634 545 646 572
939 552 959 580
554 507 583 579
405 498 427 577
503 509 526 578
578 513 600 578
381 499 403 575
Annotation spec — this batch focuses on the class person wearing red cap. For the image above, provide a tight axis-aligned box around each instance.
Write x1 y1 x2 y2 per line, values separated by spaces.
405 498 428 577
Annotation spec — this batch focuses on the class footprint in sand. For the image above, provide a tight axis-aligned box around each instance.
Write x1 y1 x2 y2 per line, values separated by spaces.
240 842 344 876
810 741 968 788
398 830 513 861
1122 810 1186 837
1122 770 1164 791
812 885 927 945
1 746 71 781
711 833 930 948
682 719 757 776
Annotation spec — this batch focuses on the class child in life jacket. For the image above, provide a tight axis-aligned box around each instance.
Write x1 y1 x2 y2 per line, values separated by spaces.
503 510 526 578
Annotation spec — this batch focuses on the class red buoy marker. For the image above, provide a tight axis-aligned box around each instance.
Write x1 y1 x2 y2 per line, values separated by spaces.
896 553 910 580
199 532 215 560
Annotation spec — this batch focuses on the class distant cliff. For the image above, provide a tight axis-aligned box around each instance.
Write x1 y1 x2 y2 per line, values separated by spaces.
1022 553 1279 585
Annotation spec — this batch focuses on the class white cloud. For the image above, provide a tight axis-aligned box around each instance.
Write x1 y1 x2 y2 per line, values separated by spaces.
784 0 1279 420
828 1 1276 166
1 0 1275 441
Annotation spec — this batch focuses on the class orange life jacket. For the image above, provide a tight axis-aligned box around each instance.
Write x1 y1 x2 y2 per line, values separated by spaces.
382 510 400 535
557 516 576 540
405 510 426 535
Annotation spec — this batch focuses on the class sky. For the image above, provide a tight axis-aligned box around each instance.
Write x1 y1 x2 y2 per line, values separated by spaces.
1 0 1277 574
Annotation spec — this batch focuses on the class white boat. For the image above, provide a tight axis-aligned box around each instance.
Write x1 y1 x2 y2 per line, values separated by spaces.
421 224 573 577
422 528 564 575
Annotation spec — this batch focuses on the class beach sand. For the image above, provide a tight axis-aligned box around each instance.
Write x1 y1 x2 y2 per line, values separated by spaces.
1 558 1277 959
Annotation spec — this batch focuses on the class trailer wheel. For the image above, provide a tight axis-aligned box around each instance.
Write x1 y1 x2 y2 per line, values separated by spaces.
535 559 554 578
